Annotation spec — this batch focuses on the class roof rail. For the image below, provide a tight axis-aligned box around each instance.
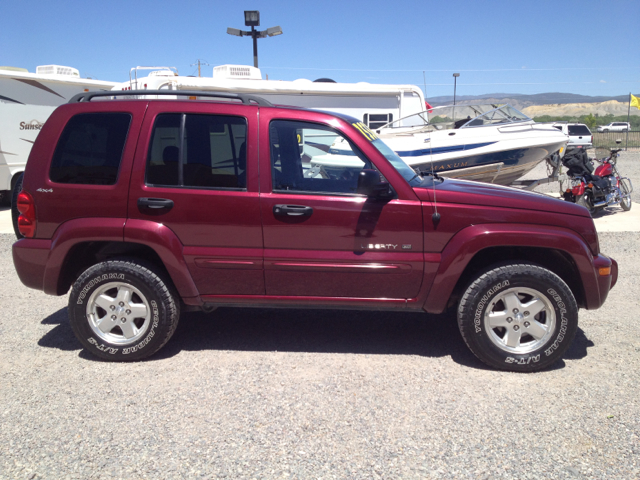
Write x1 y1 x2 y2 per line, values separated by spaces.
68 90 273 106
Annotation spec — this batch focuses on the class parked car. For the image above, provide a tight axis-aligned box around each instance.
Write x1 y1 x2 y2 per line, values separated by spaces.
552 123 593 150
12 90 618 372
597 122 630 133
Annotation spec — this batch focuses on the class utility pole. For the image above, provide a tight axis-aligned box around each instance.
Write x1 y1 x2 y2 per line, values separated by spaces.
190 60 210 78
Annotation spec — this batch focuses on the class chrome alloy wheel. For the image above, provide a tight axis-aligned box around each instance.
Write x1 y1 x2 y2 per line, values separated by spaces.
86 282 151 345
483 287 556 354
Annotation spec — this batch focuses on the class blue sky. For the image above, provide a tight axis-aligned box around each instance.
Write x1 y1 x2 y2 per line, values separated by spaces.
2 0 638 99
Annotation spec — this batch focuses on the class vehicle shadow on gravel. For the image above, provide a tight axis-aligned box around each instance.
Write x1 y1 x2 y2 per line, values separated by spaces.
37 307 594 371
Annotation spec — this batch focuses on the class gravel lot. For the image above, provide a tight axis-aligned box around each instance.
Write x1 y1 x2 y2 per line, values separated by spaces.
1 154 639 480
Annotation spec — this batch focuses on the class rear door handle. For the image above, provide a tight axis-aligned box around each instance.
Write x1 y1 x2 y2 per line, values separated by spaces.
273 204 313 217
138 197 174 210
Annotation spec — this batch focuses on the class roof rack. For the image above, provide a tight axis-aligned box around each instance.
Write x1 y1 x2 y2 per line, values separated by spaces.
68 90 273 107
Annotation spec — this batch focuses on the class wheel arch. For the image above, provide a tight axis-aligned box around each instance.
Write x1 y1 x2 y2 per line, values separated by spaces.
447 246 585 311
423 224 595 313
56 241 171 296
43 218 200 303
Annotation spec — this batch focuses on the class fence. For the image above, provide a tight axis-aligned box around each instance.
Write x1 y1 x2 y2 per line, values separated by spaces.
592 131 640 149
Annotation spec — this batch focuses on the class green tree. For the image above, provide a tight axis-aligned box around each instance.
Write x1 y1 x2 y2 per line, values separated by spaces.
583 113 597 129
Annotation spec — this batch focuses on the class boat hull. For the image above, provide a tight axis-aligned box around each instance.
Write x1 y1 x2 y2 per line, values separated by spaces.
421 141 567 184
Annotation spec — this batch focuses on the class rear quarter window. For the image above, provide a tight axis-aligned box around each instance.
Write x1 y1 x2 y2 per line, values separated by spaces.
568 125 591 136
49 113 131 185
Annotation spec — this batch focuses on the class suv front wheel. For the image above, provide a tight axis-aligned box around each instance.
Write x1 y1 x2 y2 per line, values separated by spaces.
457 263 578 372
68 260 180 361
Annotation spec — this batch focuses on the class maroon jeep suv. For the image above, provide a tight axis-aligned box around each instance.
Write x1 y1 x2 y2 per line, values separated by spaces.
12 91 617 371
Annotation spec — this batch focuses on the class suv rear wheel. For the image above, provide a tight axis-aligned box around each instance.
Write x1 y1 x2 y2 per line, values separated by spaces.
68 260 180 361
457 263 578 372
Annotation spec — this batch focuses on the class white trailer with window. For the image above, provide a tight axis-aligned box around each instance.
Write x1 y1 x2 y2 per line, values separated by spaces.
113 65 426 130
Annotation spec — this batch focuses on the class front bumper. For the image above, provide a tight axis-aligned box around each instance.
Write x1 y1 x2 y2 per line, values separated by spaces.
587 254 617 309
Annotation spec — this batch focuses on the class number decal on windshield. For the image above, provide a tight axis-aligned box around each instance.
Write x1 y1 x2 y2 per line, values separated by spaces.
352 122 378 141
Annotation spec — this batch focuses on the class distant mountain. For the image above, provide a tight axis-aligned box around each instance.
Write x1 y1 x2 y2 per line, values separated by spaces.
427 93 631 110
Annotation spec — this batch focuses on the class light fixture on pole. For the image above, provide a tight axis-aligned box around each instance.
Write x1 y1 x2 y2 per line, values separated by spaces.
453 73 460 105
227 11 283 68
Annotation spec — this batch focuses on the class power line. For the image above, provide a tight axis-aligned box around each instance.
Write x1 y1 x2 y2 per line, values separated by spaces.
263 66 640 73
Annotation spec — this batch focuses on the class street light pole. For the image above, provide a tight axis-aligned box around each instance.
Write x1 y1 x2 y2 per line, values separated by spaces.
453 73 460 105
227 11 283 69
251 26 258 67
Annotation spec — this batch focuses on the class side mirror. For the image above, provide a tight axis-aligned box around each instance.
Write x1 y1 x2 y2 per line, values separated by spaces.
357 169 393 198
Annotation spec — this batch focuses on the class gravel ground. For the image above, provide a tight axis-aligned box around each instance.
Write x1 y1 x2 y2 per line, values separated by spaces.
1 155 639 479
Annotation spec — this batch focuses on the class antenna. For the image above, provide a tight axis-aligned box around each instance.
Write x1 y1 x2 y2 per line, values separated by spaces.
190 59 211 77
430 150 441 226
427 111 440 227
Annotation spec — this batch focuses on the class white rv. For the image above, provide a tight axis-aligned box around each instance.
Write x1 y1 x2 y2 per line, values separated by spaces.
113 65 427 130
0 65 117 203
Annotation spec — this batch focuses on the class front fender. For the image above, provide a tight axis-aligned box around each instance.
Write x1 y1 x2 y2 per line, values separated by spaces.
422 223 604 313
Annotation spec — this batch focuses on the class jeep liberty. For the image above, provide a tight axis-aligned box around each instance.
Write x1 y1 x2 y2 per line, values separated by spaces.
12 91 618 371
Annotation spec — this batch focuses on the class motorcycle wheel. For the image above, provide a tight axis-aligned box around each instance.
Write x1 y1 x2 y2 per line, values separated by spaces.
620 178 632 211
576 193 596 215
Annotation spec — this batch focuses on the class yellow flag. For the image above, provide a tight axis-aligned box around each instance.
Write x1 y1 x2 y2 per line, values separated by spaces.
631 94 640 110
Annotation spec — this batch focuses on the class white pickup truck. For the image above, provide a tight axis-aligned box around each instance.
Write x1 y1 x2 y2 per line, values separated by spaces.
597 122 630 132
552 123 592 149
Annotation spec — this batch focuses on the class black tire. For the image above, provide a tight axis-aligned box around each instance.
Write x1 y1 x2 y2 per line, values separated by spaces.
11 173 24 239
576 192 596 215
68 259 180 361
458 263 578 372
620 178 632 211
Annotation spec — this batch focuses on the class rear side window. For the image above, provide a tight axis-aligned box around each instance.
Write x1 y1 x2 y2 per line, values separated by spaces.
146 113 247 189
568 125 591 136
49 113 131 185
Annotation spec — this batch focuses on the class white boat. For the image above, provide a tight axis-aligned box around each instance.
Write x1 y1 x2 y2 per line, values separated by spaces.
0 65 117 201
373 104 569 184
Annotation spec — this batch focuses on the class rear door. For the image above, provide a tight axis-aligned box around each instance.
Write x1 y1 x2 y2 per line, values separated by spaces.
126 101 264 295
258 109 424 299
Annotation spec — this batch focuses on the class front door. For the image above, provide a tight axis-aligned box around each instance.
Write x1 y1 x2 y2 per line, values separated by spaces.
259 115 424 299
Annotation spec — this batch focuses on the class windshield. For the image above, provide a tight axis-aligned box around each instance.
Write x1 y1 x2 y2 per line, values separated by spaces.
347 120 426 186
378 104 531 134
370 138 426 187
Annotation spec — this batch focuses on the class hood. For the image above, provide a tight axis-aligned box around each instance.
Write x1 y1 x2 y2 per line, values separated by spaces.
414 178 590 217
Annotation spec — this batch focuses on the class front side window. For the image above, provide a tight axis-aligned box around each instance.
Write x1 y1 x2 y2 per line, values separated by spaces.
50 113 131 185
146 113 247 189
269 120 373 195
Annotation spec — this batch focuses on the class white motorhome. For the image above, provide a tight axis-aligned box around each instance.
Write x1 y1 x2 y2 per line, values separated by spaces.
113 65 427 130
0 65 117 203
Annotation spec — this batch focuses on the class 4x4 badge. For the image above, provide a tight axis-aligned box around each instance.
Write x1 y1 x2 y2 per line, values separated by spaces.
36 188 53 193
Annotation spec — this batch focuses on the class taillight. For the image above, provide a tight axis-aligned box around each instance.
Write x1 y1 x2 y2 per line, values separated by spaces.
16 191 36 238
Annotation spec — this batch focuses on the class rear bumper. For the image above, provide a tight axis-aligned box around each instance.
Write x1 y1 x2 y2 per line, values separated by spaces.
12 238 52 292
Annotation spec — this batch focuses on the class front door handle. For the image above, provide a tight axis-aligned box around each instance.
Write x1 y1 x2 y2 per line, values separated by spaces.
138 197 174 211
273 204 313 217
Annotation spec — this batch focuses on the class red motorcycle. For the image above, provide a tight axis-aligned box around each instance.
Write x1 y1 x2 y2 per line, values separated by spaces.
561 144 633 215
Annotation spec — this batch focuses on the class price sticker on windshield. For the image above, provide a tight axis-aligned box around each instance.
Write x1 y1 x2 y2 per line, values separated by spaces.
352 122 378 141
